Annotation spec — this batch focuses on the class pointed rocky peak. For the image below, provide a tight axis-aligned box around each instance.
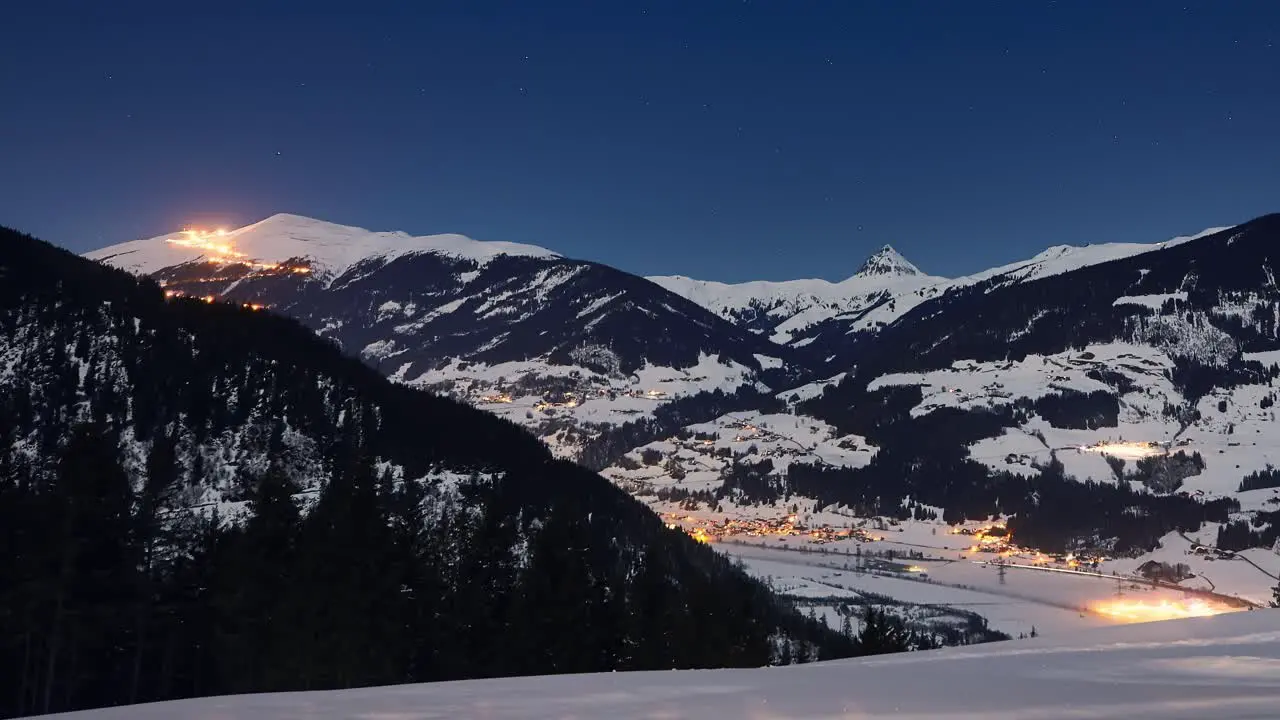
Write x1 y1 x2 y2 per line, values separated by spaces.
855 245 923 278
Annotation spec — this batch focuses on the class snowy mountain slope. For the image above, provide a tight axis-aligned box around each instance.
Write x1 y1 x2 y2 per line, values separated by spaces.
943 225 1228 290
650 245 945 344
797 225 1233 362
86 215 810 459
51 610 1280 720
832 216 1280 384
653 227 1230 353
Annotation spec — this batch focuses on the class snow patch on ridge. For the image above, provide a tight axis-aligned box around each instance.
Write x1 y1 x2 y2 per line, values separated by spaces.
87 213 560 279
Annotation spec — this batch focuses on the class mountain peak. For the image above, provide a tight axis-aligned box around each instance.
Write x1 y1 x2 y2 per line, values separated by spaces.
855 245 923 277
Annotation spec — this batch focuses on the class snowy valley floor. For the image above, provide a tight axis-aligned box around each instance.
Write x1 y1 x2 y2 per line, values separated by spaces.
53 610 1280 720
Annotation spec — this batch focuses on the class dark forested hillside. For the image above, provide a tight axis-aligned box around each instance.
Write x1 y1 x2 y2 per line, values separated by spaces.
0 226 852 718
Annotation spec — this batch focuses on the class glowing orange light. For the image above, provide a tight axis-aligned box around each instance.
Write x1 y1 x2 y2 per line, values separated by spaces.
167 229 280 271
1081 441 1166 460
1090 597 1241 623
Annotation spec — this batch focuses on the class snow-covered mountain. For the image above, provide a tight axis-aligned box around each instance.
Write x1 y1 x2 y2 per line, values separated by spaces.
51 610 1280 720
654 227 1231 355
87 214 806 458
75 208 1280 693
650 245 945 345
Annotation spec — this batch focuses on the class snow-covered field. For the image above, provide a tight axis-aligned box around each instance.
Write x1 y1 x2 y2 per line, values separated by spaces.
713 517 1278 639
632 502 1274 640
53 609 1280 719
726 544 1115 637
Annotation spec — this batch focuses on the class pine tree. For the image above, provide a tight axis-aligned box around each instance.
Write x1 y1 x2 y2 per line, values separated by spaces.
39 424 140 713
857 608 910 656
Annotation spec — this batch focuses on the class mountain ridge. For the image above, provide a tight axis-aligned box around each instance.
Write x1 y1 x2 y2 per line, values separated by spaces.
86 213 561 281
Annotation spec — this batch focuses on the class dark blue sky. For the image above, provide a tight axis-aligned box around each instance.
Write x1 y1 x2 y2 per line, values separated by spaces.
3 1 1278 281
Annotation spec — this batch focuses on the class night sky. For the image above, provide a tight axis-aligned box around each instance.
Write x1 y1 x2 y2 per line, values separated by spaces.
4 1 1279 282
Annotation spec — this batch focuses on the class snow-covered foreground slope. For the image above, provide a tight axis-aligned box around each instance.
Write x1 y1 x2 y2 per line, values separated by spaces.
53 610 1280 720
